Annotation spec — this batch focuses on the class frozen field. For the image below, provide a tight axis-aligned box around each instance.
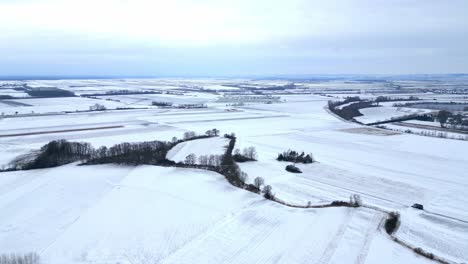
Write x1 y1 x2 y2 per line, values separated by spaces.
0 165 432 264
0 87 467 263
166 137 229 163
0 97 132 115
355 106 433 124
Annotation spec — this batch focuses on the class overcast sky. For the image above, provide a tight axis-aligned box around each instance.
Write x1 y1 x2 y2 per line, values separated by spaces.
0 0 467 77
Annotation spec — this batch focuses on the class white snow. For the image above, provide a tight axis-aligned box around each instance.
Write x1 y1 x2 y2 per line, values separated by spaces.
0 164 433 264
355 106 433 124
0 80 467 263
166 137 229 163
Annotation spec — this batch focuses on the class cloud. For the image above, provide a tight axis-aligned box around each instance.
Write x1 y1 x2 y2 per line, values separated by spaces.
0 0 467 75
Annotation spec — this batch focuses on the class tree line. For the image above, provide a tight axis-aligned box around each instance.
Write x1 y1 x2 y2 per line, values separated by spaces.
6 129 223 171
277 150 315 164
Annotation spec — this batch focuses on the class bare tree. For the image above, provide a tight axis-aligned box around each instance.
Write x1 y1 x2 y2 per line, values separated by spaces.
254 177 264 189
437 110 451 128
243 146 258 160
211 128 220 136
349 194 362 207
239 171 248 183
198 155 208 166
208 154 216 166
184 153 197 165
183 131 197 140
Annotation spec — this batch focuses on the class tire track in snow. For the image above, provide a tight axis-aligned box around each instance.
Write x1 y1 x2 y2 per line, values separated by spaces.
316 208 355 264
159 200 265 264
354 211 382 264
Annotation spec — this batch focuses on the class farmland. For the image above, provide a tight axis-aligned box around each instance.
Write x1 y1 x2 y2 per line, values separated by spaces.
0 77 467 264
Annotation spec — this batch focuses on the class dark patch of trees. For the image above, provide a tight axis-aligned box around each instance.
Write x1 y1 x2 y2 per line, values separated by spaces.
277 150 314 164
413 248 435 260
437 110 451 127
329 100 378 121
19 140 94 170
26 88 75 98
84 90 163 96
263 185 274 199
285 164 302 173
5 129 224 172
375 95 419 104
86 141 174 166
327 96 362 109
217 136 245 187
152 101 173 107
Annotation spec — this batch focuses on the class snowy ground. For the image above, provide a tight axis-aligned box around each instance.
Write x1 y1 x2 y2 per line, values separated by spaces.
0 85 467 263
0 97 132 115
0 165 432 264
166 137 229 163
355 106 433 124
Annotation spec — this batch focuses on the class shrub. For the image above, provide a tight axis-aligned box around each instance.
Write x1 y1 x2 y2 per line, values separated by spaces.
285 164 302 173
384 211 400 235
277 150 314 164
263 185 274 200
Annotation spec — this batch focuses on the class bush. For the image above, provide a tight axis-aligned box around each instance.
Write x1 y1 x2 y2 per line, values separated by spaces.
277 150 314 164
263 185 274 200
285 164 302 173
384 211 400 235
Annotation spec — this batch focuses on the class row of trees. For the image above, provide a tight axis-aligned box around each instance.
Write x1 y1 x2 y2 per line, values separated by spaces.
375 95 419 104
183 153 224 167
152 101 173 107
277 150 315 164
20 140 94 170
328 97 377 121
88 141 173 165
182 128 219 141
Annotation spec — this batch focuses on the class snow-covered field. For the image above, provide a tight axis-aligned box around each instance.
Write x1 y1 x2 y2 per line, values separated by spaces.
0 97 131 115
0 164 432 264
0 79 467 263
166 137 229 163
355 106 433 124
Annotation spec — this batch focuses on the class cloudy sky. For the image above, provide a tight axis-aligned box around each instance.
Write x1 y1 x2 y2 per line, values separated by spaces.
0 0 467 76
